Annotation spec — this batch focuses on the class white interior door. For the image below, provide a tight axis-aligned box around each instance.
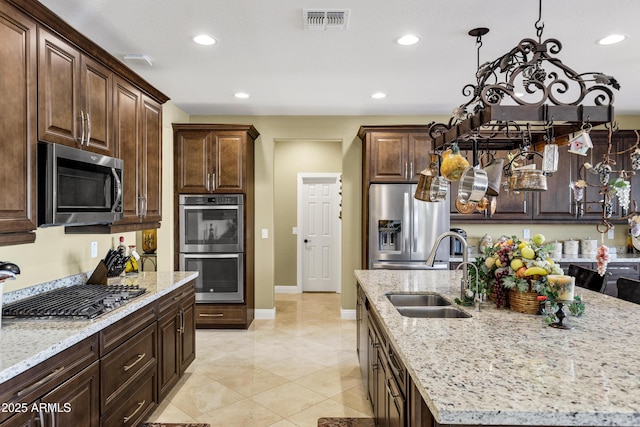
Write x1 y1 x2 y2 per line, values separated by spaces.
299 174 341 292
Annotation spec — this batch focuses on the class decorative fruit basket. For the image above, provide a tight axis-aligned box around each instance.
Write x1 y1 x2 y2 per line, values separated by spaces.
472 234 564 313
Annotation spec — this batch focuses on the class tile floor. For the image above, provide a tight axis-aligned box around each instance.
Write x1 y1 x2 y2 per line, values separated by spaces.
146 293 374 427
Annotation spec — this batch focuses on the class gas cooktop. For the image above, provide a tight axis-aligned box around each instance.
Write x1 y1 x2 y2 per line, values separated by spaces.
2 284 147 319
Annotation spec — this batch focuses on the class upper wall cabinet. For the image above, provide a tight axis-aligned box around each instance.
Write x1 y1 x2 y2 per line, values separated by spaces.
173 125 259 194
37 28 113 156
359 127 431 183
1 0 169 237
0 2 37 245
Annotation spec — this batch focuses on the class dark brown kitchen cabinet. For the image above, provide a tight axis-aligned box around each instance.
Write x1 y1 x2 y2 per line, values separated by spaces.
0 2 37 245
37 27 113 156
157 283 196 401
367 310 407 427
173 125 259 194
359 127 431 183
0 335 99 426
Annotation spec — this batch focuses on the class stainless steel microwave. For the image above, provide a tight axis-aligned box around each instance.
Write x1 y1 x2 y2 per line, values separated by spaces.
37 143 123 227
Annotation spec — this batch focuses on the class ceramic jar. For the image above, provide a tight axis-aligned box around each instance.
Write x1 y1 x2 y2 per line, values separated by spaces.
548 240 563 259
581 238 598 256
479 234 493 254
563 239 579 256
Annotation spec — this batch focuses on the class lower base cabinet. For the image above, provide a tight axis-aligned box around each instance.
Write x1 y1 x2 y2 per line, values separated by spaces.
0 282 196 427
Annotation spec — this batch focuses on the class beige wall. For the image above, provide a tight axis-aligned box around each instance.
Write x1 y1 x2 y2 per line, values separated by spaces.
274 139 343 286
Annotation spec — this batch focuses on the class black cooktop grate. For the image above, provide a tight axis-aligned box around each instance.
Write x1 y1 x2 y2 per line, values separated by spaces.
2 284 146 319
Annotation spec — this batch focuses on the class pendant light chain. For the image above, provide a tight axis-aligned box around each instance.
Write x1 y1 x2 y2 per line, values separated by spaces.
534 0 545 41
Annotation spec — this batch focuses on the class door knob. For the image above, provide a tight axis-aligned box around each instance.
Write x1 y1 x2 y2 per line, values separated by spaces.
304 239 309 243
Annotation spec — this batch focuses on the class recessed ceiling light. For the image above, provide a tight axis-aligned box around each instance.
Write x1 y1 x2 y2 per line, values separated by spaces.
371 92 386 99
234 92 250 99
193 34 216 46
396 35 421 46
596 34 626 45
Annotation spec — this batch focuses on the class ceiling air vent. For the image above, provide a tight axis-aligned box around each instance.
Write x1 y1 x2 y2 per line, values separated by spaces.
303 9 350 31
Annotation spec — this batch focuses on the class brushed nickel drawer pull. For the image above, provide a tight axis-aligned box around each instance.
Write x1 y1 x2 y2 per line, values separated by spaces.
199 313 224 317
17 367 64 397
123 400 145 423
124 353 146 372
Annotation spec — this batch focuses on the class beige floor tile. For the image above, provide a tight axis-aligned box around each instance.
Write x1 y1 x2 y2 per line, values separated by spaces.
286 399 372 427
217 365 290 397
250 382 327 418
194 398 284 427
169 378 246 419
295 366 363 398
330 384 373 416
267 420 299 427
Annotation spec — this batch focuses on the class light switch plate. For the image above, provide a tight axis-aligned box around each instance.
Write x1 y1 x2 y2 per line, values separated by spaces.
91 241 98 258
292 227 298 235
523 229 530 239
608 228 615 239
261 229 268 239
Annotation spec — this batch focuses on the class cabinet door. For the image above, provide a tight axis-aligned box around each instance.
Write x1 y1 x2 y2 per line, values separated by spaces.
44 361 99 427
113 77 142 223
37 28 80 146
157 311 180 400
214 132 245 192
179 298 196 374
80 55 113 155
534 144 577 220
0 3 37 240
369 133 409 182
408 133 431 180
140 95 162 222
174 130 214 193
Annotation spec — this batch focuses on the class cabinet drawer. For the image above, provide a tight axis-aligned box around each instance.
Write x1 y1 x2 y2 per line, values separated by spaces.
100 303 156 355
604 262 639 278
0 334 98 424
196 304 246 325
100 366 157 427
158 282 195 318
101 323 157 411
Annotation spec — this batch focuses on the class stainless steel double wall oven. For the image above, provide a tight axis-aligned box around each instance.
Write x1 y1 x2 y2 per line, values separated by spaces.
179 195 244 303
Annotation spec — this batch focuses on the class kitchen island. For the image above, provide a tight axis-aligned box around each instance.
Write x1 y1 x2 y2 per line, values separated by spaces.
355 269 640 427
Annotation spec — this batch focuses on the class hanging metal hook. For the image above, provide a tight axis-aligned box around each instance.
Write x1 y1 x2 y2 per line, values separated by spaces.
534 0 545 40
468 28 490 70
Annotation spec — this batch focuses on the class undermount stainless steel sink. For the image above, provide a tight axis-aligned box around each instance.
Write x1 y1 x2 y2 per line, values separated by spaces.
385 292 471 318
386 292 452 307
395 306 472 318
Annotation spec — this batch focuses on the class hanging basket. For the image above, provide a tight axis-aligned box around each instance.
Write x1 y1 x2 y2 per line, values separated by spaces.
508 288 541 315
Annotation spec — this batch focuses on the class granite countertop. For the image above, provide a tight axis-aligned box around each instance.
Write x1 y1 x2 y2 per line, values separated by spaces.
0 271 198 386
355 269 640 426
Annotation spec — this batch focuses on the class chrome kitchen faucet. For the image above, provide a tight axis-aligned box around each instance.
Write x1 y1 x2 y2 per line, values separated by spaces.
426 231 469 300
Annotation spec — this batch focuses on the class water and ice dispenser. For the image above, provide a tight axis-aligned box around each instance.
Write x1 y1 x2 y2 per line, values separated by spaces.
377 220 402 252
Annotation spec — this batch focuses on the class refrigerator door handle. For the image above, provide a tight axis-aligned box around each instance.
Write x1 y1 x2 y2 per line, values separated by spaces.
413 196 418 252
403 192 411 253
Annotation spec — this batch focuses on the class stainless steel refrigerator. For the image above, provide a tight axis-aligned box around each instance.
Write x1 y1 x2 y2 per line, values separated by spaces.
369 183 450 269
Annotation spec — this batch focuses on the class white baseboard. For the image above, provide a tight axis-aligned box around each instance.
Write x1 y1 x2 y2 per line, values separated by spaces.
341 309 356 320
254 308 276 319
275 285 301 294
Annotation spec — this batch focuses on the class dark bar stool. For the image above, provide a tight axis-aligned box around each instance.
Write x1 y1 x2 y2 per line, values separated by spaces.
616 277 640 304
568 264 607 293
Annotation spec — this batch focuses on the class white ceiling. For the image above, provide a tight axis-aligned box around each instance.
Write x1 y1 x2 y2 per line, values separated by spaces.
38 0 640 117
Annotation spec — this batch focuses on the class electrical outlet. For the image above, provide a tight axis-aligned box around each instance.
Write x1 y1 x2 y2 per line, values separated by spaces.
292 227 298 235
261 229 268 239
523 229 530 239
91 241 98 258
608 228 615 239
